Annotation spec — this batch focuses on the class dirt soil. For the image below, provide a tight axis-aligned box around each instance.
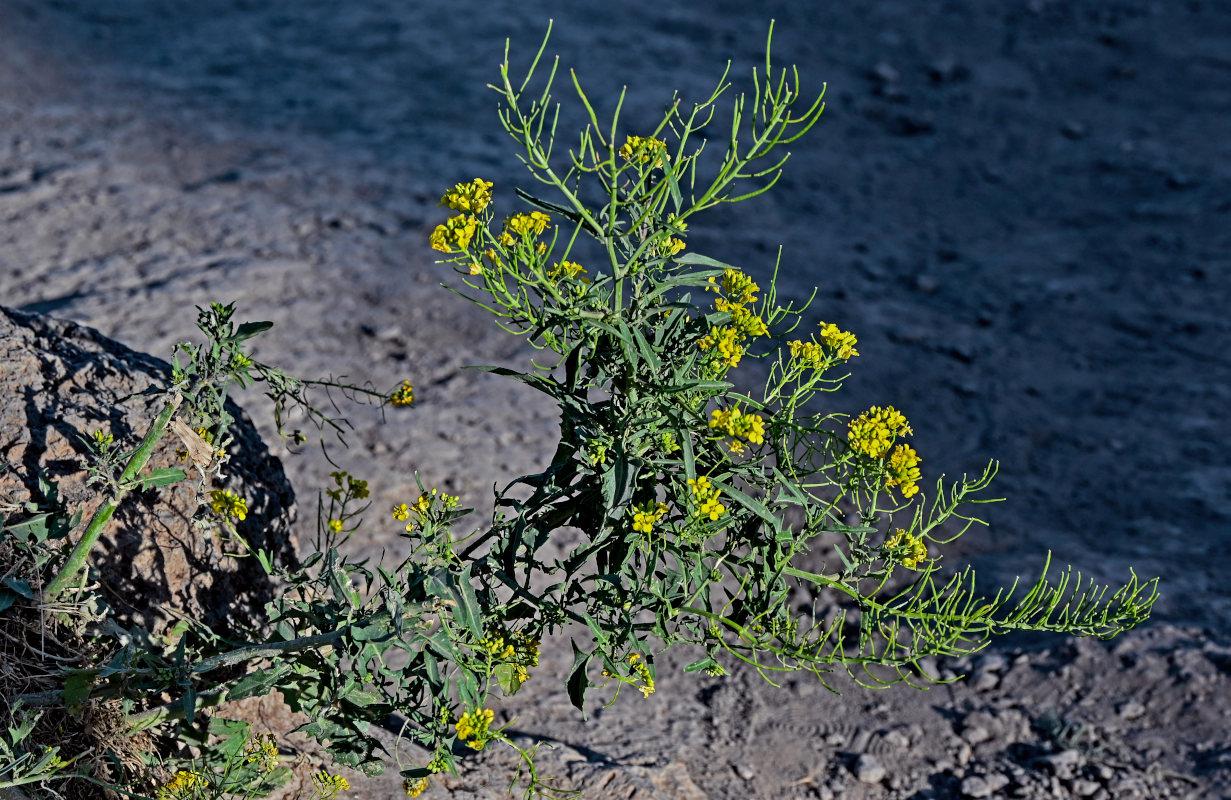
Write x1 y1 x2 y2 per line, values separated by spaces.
1 1 1229 798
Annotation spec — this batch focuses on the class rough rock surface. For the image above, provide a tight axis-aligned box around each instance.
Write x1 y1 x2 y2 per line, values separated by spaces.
0 305 297 635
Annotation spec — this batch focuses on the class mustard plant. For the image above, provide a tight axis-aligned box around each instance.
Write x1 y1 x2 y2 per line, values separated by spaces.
0 22 1159 800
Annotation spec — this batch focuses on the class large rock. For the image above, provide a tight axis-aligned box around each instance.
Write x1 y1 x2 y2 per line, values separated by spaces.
0 306 297 636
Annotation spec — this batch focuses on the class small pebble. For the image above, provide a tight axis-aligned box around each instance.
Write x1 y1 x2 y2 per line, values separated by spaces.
854 754 886 784
960 775 992 798
1117 701 1146 719
1070 778 1101 796
973 671 1000 691
961 725 990 745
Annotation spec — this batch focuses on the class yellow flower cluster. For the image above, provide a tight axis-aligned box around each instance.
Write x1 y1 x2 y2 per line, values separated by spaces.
389 380 414 407
547 260 587 282
403 777 429 797
631 501 670 534
885 443 922 498
697 326 746 368
687 476 726 521
439 178 493 214
708 407 766 454
601 653 656 697
208 489 247 522
788 338 825 369
658 236 686 256
455 708 496 750
429 214 479 253
886 528 928 569
480 629 540 684
818 322 860 359
328 518 344 533
312 770 350 799
707 269 760 306
847 406 913 460
244 733 279 773
399 488 460 531
619 135 668 167
505 211 551 238
157 770 206 800
698 269 768 369
629 653 655 698
790 321 859 370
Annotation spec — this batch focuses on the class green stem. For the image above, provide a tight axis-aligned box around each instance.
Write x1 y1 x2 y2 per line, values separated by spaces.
43 394 182 603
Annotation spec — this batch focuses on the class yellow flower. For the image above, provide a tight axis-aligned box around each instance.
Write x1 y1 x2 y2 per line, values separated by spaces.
629 653 656 697
818 321 859 359
619 135 669 167
157 770 207 800
885 443 922 497
429 214 479 253
687 477 726 521
847 406 913 460
390 380 415 408
788 338 826 370
208 489 247 521
505 211 551 238
630 501 669 534
312 770 350 799
469 261 483 275
658 236 686 256
886 528 929 569
706 268 759 306
455 708 496 750
697 326 746 368
709 407 766 448
328 519 344 533
244 733 280 773
403 777 430 797
392 503 410 521
728 304 769 339
547 260 587 282
439 178 493 214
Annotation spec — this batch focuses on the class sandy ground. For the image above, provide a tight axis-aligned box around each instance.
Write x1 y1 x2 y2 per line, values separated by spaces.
1 1 1229 798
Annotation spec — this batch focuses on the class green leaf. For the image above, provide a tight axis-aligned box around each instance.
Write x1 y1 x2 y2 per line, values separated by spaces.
231 321 274 343
138 468 187 490
3 577 32 599
631 327 662 372
182 686 198 724
344 689 383 708
710 479 777 527
62 672 95 708
494 663 525 697
0 591 18 613
444 565 483 641
567 642 592 715
674 252 739 270
683 656 720 673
